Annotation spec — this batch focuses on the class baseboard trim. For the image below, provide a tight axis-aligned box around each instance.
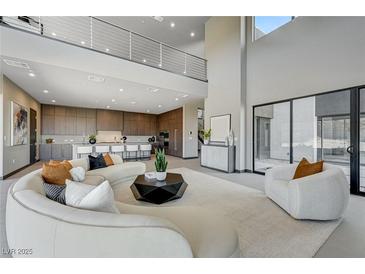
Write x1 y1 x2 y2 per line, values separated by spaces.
182 157 199 160
3 160 40 179
234 169 253 173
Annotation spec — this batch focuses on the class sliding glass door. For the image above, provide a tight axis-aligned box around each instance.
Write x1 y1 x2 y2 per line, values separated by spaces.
254 102 290 172
253 87 365 196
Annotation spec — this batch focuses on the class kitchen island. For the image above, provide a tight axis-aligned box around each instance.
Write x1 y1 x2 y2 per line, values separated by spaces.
71 142 155 160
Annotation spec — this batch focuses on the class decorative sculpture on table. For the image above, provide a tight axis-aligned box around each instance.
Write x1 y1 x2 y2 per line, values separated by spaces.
11 101 28 146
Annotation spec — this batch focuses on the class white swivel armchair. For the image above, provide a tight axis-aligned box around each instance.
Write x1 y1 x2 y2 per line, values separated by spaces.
265 163 350 220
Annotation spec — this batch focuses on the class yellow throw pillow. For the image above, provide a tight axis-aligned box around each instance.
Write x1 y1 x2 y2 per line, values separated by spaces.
103 153 114 167
42 163 72 185
293 158 324 180
49 160 73 171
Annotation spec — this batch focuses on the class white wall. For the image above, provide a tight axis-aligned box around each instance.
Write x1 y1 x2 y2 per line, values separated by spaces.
246 16 365 170
183 99 204 158
0 27 3 177
205 17 247 171
2 76 41 176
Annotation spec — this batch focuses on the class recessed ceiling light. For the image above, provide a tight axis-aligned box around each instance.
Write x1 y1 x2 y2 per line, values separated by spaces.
81 41 85 45
51 32 56 36
106 105 111 109
131 101 137 105
175 98 179 101
190 32 195 37
111 99 116 102
150 88 159 93
141 20 145 24
146 109 150 113
3 59 30 69
182 94 189 98
43 90 49 94
183 71 186 74
28 72 35 77
152 16 164 22
88 75 105 83
119 88 124 92
51 99 56 103
158 104 162 108
170 22 175 28
158 63 162 67
143 59 146 63
105 48 109 52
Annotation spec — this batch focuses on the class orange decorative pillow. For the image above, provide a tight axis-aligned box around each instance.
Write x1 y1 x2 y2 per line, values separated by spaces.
42 163 72 185
103 153 114 166
49 160 73 171
293 158 324 179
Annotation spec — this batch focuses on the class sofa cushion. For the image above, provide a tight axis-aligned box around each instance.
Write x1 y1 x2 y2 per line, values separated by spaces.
41 163 72 185
49 160 73 171
65 180 119 214
110 154 123 165
293 158 324 179
86 162 145 184
43 182 66 204
89 154 107 170
103 153 114 166
69 167 86 182
82 175 105 186
70 158 89 171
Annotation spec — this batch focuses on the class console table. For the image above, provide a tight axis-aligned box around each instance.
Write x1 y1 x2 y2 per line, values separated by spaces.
201 144 235 173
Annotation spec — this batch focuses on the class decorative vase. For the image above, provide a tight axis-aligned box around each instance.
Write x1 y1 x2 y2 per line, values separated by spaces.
156 171 167 181
204 139 209 145
89 139 96 144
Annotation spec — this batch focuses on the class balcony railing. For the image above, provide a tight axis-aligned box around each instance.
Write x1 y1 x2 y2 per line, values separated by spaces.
0 16 208 82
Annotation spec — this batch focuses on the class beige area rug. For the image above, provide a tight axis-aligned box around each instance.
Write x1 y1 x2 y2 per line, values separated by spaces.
114 167 342 258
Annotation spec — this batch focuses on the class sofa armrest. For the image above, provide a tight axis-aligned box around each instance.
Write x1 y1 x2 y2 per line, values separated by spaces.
267 164 298 181
288 168 350 220
8 190 193 257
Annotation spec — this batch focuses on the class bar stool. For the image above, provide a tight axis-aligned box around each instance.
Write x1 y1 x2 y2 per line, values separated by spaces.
139 144 152 159
126 145 139 161
77 146 93 159
111 145 125 159
95 145 110 155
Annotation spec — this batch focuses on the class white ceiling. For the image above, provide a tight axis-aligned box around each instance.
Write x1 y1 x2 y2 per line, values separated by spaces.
97 16 209 57
2 57 203 114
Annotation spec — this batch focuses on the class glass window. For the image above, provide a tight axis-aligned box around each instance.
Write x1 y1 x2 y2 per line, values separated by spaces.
253 16 294 40
254 102 290 172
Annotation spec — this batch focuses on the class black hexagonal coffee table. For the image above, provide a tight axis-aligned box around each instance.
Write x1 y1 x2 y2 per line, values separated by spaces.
131 173 188 204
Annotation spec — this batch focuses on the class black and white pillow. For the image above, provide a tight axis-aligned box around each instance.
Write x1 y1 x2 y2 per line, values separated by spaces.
43 183 66 205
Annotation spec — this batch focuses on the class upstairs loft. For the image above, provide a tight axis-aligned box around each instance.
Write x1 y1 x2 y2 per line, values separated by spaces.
0 16 208 82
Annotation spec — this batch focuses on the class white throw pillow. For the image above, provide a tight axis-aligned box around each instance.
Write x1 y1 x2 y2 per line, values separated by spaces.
69 167 86 182
65 180 119 214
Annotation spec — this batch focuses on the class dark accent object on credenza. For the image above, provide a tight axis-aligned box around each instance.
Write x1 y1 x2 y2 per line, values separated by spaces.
148 138 152 143
88 154 107 170
89 139 96 144
131 173 188 204
122 136 127 142
151 136 155 142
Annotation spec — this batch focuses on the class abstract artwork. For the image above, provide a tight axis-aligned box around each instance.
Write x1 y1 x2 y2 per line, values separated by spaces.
11 101 28 146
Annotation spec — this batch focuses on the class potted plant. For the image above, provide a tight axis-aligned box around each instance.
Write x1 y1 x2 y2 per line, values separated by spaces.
201 129 211 145
89 134 97 144
155 148 168 181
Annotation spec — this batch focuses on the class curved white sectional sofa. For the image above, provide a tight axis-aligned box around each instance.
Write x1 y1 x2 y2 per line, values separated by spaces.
6 157 240 258
265 163 350 220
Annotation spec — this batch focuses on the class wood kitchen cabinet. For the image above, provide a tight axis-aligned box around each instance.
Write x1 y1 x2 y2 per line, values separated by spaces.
157 107 183 157
96 109 122 131
39 144 72 160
